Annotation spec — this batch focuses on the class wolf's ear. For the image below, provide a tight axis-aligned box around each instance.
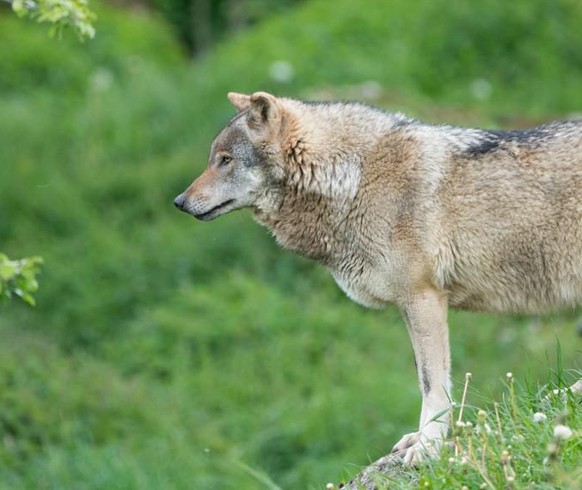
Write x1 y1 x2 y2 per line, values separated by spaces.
248 92 280 129
227 92 251 112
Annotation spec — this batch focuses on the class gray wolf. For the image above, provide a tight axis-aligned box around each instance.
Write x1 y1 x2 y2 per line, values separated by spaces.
174 92 582 464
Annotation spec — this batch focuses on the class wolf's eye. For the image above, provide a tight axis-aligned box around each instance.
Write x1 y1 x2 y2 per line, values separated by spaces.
220 155 233 166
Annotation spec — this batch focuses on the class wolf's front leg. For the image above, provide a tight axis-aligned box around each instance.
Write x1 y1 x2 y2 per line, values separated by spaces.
392 288 452 465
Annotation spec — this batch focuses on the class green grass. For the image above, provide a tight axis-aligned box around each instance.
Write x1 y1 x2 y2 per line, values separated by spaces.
0 0 581 488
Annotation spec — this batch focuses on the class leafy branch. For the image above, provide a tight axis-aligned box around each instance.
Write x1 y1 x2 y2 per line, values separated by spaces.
0 0 94 307
7 0 96 40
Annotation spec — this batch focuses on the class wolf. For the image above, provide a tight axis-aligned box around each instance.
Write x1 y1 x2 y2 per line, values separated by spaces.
174 91 582 464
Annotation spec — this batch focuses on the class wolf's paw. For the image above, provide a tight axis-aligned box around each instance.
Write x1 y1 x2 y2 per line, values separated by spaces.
542 380 582 409
391 428 444 465
569 379 582 395
402 437 442 465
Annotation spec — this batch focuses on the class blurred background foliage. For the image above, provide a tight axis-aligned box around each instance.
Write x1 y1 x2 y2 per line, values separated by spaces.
0 0 581 488
149 0 304 56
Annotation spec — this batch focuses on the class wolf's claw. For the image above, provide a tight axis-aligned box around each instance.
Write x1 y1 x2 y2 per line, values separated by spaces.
391 431 420 454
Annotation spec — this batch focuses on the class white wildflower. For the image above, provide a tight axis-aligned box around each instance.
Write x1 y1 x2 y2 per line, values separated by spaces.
359 81 382 100
90 68 113 92
471 78 492 100
533 412 547 423
269 60 294 83
553 424 573 440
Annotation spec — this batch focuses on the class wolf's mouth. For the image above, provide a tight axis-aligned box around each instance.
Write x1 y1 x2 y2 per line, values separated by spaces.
193 199 235 221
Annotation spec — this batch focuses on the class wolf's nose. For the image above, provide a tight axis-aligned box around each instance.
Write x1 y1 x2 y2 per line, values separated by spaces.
174 193 187 210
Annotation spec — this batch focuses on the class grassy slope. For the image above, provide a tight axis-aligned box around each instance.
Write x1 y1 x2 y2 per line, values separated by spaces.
341 372 582 489
0 0 581 488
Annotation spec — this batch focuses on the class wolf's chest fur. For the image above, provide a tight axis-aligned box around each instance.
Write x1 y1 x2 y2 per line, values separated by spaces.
254 179 416 308
260 208 402 308
331 260 397 308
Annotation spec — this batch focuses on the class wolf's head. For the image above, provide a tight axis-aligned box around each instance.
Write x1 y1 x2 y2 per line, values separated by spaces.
174 91 287 221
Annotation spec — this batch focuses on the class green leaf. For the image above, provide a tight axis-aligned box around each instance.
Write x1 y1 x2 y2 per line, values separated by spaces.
0 262 18 281
0 254 43 307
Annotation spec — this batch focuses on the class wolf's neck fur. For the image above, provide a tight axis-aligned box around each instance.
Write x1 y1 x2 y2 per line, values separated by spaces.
253 100 408 262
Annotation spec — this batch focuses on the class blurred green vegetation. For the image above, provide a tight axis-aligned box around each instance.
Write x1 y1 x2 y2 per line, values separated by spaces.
0 0 581 488
148 0 304 56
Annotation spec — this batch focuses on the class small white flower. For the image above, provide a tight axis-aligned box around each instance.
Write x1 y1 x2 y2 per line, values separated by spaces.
326 484 335 490
269 60 294 83
471 78 492 100
533 412 547 423
359 81 382 100
553 424 573 440
506 372 513 380
90 67 114 92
